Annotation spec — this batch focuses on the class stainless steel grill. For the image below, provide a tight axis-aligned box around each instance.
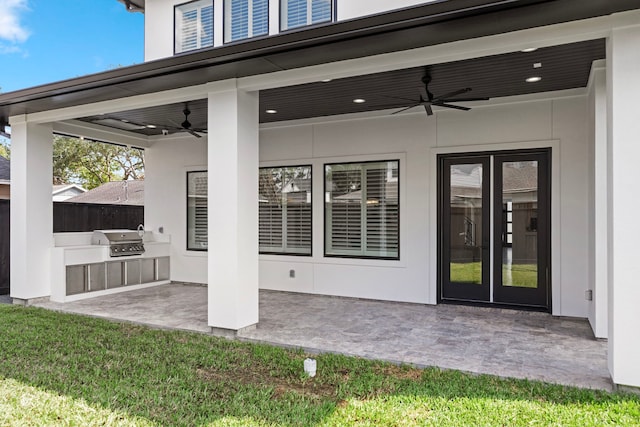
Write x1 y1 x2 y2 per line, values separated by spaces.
92 230 145 257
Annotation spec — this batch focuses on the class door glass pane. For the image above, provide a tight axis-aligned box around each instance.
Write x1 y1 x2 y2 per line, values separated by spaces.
449 164 483 284
502 161 538 288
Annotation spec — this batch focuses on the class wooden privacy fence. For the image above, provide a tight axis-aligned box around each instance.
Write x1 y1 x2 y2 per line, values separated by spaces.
52 202 144 233
0 200 8 295
0 201 144 295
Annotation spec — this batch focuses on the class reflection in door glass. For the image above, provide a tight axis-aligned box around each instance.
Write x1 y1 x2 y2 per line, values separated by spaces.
502 161 538 288
449 164 483 284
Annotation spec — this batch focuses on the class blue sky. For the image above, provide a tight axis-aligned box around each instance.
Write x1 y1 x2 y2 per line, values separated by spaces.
0 0 144 93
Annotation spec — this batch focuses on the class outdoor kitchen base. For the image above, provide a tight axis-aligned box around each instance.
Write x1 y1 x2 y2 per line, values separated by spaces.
50 230 171 302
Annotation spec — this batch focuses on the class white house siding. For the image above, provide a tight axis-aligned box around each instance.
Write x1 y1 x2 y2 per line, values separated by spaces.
143 0 438 61
144 136 209 284
144 95 591 318
259 98 590 318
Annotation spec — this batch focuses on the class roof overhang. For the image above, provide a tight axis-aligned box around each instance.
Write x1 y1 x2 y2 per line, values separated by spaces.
116 0 145 13
1 0 638 125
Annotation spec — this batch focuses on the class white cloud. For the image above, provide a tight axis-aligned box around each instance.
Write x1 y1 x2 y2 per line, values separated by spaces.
0 0 30 43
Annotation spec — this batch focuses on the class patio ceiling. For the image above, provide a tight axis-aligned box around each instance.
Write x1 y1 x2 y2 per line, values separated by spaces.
75 39 605 136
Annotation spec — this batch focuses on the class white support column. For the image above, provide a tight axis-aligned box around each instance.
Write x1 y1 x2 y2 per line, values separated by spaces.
588 64 608 339
207 83 259 332
9 116 54 302
607 24 640 389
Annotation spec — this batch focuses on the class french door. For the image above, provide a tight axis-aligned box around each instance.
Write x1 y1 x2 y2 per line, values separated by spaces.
438 149 550 310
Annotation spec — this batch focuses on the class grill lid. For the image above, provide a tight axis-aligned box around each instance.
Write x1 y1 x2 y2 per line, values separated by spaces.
92 229 143 245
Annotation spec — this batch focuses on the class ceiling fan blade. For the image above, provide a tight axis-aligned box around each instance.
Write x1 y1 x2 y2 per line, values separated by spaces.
424 104 434 116
391 104 421 115
440 97 489 102
436 103 472 111
380 94 422 103
187 129 202 138
432 88 471 102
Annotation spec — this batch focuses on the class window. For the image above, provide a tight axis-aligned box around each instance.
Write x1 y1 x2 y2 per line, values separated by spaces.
175 0 214 54
187 171 208 250
225 0 269 42
325 161 399 259
281 0 332 31
259 166 312 255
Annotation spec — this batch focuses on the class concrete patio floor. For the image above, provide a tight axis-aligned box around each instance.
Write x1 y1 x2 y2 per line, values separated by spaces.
34 283 611 391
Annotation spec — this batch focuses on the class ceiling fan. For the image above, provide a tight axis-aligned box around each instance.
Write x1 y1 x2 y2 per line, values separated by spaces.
168 104 207 138
389 74 489 116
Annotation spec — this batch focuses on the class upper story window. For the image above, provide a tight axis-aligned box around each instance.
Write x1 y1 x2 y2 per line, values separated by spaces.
175 0 214 54
225 0 269 43
281 0 332 31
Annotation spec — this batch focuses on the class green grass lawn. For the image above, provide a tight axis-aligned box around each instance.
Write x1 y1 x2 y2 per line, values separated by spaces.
0 306 639 426
451 262 538 288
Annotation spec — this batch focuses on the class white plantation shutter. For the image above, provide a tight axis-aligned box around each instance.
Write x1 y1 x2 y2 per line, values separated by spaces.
365 165 399 255
226 0 269 42
328 169 362 251
325 161 399 258
176 1 214 54
281 0 332 31
259 166 312 255
187 171 208 250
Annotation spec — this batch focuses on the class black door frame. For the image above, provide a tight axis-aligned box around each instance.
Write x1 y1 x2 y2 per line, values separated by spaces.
437 148 551 311
438 155 491 302
492 150 551 309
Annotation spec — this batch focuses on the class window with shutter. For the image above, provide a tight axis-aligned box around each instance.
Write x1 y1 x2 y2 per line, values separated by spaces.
175 0 214 54
325 161 399 259
225 0 269 43
259 166 312 255
281 0 332 31
187 171 208 250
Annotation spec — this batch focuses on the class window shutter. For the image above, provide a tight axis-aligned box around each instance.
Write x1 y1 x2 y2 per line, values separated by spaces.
259 166 312 255
365 165 399 254
329 169 362 251
227 0 268 42
193 174 208 248
180 9 199 52
200 5 214 47
252 0 269 36
325 161 399 259
229 0 249 41
311 0 331 24
176 1 213 53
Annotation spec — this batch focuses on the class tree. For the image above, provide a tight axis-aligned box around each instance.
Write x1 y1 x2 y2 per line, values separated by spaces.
52 135 144 189
0 140 9 159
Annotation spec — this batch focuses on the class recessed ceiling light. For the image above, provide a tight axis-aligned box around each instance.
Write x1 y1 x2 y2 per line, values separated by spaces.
353 98 366 104
146 124 157 129
526 76 542 83
533 62 542 68
321 78 333 82
521 47 538 53
265 109 277 114
121 119 129 123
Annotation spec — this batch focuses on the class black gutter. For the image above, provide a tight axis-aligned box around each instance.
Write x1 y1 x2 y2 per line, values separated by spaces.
1 0 638 122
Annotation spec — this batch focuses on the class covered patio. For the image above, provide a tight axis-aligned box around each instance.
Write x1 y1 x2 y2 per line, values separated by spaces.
34 283 610 391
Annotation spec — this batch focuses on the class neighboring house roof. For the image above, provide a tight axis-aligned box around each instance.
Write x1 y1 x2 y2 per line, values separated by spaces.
0 156 9 182
65 180 144 205
52 184 87 201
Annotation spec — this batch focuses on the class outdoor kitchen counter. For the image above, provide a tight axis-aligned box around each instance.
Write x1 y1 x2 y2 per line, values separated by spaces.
51 232 171 303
